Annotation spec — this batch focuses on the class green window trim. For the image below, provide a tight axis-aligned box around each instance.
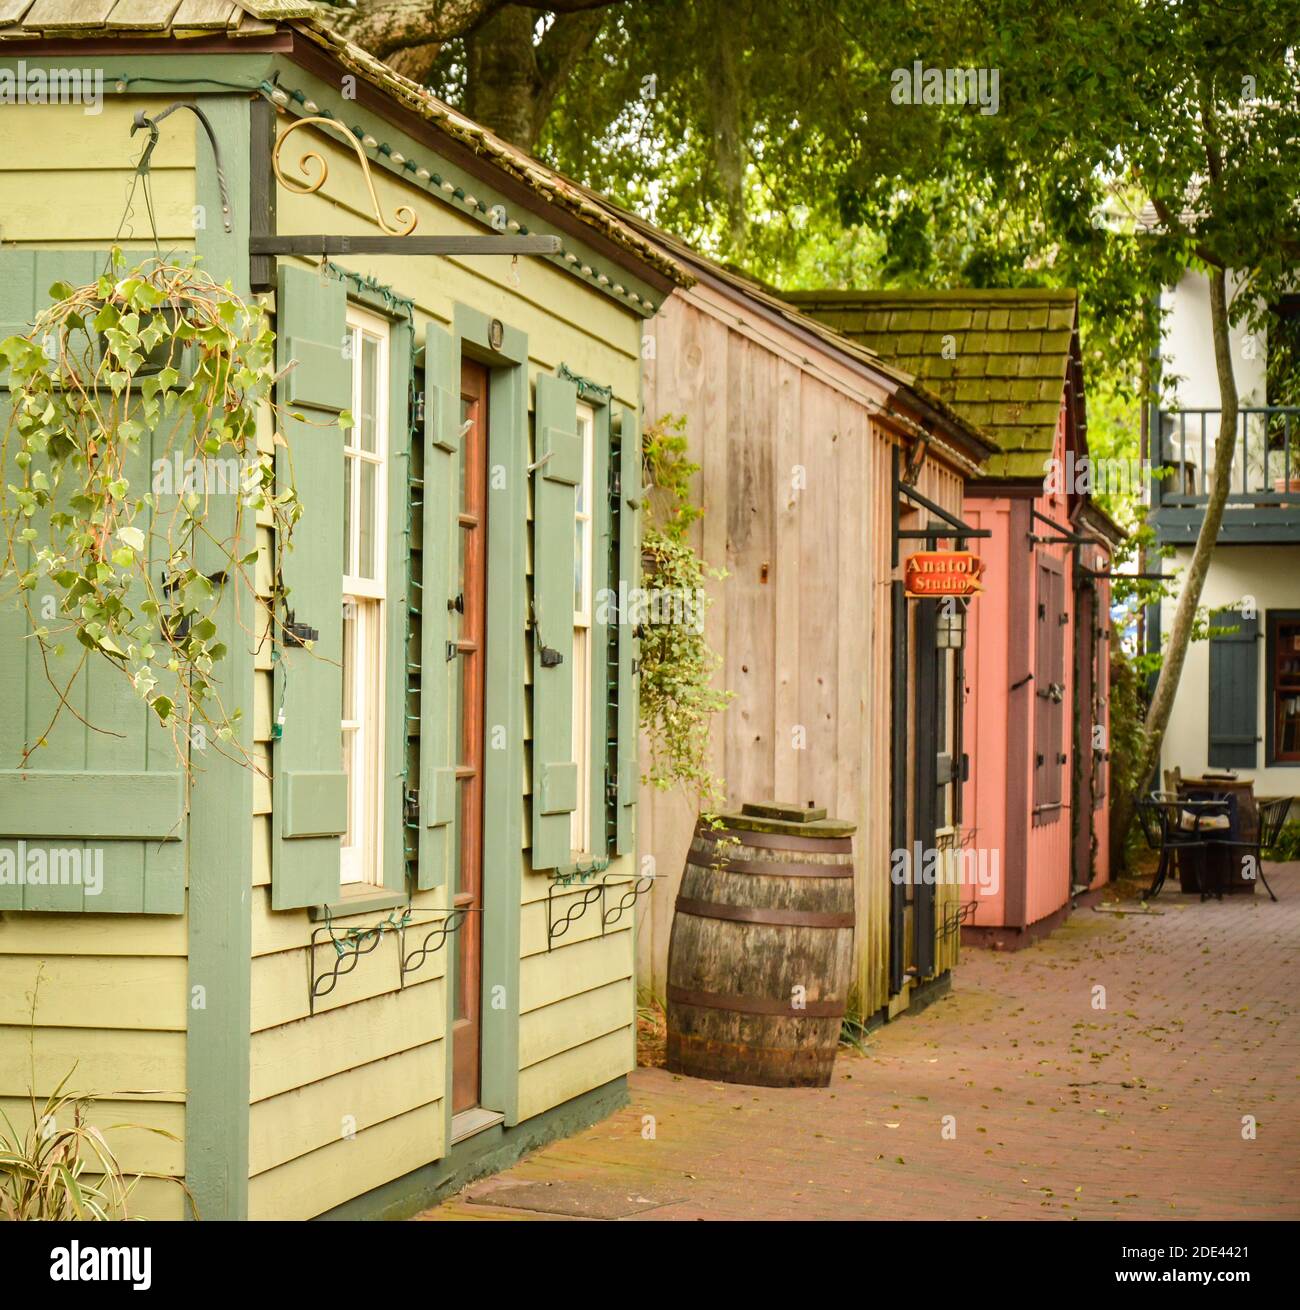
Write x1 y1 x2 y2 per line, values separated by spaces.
450 301 528 1127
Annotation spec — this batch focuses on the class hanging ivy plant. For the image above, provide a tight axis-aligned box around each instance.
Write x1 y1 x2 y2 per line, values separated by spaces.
639 415 732 808
0 250 314 772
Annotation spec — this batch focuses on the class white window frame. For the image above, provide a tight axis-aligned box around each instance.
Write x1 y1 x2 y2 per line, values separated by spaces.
571 401 595 855
341 306 389 887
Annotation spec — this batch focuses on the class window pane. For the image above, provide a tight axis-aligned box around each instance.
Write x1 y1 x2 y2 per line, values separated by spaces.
459 397 472 511
574 518 586 613
343 455 353 577
358 460 376 579
342 727 355 850
342 601 356 718
359 334 379 452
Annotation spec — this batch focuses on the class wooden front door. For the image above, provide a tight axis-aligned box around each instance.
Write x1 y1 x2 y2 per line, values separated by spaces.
452 359 489 1113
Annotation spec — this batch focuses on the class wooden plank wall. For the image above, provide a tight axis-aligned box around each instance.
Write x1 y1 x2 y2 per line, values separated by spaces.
0 97 195 1220
638 285 969 1019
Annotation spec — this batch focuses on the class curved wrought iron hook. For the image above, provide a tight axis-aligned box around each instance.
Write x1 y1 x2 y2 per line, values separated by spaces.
272 114 418 237
131 102 233 233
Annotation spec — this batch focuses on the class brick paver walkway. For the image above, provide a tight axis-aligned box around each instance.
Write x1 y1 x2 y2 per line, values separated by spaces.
421 865 1300 1220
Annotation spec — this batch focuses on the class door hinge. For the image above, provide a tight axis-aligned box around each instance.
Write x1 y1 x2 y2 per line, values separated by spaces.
404 785 419 824
610 468 622 505
446 641 458 662
283 611 319 647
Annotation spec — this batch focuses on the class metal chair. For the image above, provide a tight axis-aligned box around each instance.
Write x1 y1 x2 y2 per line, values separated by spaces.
1136 791 1231 900
1205 796 1291 903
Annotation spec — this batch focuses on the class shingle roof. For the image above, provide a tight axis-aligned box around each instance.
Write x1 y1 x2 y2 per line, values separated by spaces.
0 0 690 292
785 289 1080 480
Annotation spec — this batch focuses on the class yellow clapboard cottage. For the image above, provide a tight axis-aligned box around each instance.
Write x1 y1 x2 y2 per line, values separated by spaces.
0 0 688 1219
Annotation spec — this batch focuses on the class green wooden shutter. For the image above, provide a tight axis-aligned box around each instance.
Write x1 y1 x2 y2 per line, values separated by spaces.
271 265 348 909
614 404 641 855
1208 608 1259 768
0 249 185 913
530 372 580 869
417 323 459 889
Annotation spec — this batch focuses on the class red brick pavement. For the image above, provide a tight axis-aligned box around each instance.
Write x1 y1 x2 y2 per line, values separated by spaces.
421 865 1300 1221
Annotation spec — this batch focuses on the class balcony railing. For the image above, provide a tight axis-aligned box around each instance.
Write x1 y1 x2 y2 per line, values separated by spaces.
1153 406 1300 508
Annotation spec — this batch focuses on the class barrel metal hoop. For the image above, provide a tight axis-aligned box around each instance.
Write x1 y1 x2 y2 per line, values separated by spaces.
698 827 854 854
674 896 855 929
685 853 854 878
667 983 846 1019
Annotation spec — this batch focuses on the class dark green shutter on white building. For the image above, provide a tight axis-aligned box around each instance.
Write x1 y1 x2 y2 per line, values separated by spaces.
0 250 186 913
417 322 459 889
1208 609 1260 769
530 372 581 869
270 265 349 909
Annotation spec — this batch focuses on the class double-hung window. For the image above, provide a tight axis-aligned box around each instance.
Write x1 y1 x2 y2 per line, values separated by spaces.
341 308 388 885
571 402 595 854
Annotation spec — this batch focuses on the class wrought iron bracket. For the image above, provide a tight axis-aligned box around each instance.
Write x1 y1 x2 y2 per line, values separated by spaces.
399 907 481 984
546 869 661 950
307 902 481 1012
941 898 979 940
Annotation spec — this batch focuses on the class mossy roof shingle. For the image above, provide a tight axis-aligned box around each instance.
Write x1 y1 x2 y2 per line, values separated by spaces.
786 289 1079 480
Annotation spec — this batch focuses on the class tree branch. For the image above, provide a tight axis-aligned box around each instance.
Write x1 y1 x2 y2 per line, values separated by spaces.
534 8 608 127
334 0 506 60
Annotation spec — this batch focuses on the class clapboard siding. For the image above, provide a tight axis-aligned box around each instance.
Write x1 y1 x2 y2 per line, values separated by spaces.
0 1097 185 1177
244 85 646 1214
0 99 195 246
638 282 973 1018
249 1042 442 1176
249 980 445 1102
0 92 198 1218
247 1101 444 1221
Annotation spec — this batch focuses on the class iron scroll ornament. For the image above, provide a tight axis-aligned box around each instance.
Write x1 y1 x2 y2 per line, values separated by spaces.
272 115 418 237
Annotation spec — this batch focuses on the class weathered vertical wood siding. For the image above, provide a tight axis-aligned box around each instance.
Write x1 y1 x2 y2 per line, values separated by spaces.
638 284 972 1019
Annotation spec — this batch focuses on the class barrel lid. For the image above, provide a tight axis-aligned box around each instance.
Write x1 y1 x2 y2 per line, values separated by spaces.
742 801 827 823
714 801 856 838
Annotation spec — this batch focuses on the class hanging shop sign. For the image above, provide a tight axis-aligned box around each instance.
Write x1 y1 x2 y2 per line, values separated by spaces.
904 550 985 598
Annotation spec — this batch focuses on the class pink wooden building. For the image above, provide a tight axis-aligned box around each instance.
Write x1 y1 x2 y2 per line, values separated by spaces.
790 290 1123 946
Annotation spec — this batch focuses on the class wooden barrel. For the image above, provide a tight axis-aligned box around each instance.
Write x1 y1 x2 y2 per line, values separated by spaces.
666 802 856 1088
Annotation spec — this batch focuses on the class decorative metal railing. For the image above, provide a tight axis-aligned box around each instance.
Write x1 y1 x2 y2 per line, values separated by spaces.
1153 406 1300 507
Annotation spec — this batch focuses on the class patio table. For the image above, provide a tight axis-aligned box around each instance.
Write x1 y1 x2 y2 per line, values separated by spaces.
1178 777 1258 896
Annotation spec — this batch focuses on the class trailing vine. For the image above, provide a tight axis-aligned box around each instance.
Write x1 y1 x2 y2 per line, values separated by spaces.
639 415 731 808
0 251 314 773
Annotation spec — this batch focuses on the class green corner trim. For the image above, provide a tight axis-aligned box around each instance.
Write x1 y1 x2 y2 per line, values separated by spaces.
185 94 255 1222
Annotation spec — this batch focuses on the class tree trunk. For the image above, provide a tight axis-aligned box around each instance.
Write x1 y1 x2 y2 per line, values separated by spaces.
1111 266 1240 860
465 4 544 148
